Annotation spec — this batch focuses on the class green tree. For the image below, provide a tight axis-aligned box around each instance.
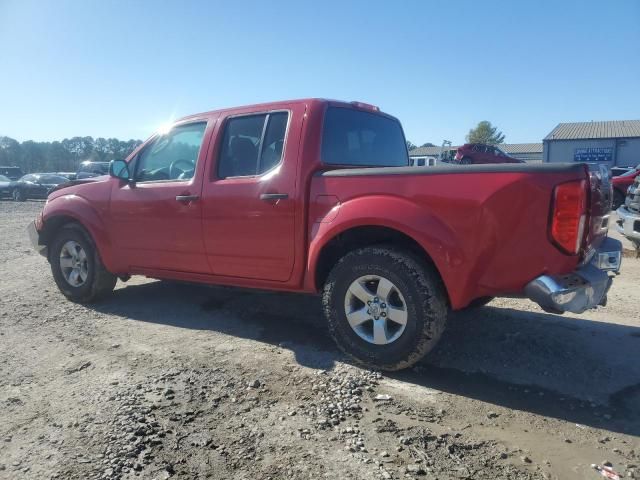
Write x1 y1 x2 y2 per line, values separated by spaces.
406 140 417 151
420 142 435 148
0 135 142 173
466 121 505 145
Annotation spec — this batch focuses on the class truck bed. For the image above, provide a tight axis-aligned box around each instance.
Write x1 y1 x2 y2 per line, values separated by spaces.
318 162 585 177
310 162 596 309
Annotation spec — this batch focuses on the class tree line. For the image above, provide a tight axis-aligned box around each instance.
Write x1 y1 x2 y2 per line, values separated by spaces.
407 121 505 151
0 136 143 174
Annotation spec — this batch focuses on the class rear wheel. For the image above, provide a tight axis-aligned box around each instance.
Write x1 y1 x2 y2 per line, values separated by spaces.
613 189 625 210
322 247 448 371
12 189 25 201
49 224 117 303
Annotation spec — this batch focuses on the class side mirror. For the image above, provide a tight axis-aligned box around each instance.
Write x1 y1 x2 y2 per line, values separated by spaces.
109 159 130 181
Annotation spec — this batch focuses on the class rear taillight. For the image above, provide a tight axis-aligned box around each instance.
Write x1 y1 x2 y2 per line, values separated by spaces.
549 180 587 255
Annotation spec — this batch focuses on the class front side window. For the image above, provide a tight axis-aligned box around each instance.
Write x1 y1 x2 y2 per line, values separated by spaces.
135 122 207 182
321 107 408 167
217 112 288 179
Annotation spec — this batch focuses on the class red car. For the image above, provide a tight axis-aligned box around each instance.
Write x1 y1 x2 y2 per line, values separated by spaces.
27 99 621 371
454 143 522 164
612 164 640 209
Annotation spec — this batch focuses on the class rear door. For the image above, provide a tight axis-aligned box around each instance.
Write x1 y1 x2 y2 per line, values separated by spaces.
109 119 214 274
201 104 305 282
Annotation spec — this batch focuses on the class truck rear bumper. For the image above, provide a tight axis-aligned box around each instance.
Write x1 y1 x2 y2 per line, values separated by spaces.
524 237 622 314
27 221 48 257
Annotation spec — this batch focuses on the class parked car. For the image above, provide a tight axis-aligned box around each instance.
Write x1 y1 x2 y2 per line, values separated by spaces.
616 174 640 249
76 161 110 179
12 173 69 201
611 166 633 177
0 166 24 180
55 171 77 181
28 99 621 371
0 174 12 198
612 164 640 209
409 157 437 167
454 144 523 164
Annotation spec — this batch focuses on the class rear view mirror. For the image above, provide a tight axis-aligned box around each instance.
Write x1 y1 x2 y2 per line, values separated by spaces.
109 159 130 181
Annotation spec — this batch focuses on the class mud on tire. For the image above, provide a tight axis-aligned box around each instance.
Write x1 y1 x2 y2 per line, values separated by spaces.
322 246 448 371
49 224 117 303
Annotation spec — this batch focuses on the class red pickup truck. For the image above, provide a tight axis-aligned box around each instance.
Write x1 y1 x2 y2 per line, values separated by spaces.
28 99 622 371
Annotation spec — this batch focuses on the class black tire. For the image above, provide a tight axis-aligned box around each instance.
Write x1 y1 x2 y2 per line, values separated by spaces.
12 189 25 201
463 296 495 310
322 247 448 371
460 157 473 165
613 189 625 210
49 224 117 303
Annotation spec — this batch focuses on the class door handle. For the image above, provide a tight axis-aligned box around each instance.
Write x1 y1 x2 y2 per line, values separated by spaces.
175 194 199 203
260 193 288 201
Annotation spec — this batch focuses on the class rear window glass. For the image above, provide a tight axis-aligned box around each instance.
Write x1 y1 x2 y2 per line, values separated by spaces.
217 112 288 179
321 107 408 167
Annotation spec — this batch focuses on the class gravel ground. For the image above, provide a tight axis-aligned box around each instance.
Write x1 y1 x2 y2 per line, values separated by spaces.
0 200 638 480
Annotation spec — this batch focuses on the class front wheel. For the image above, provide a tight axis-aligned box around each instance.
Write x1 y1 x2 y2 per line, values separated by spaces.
322 247 448 371
49 224 117 303
459 157 473 165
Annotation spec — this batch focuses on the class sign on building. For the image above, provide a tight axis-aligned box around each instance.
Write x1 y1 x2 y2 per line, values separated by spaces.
574 147 613 162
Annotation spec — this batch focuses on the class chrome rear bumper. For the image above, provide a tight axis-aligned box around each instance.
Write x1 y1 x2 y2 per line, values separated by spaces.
524 237 622 314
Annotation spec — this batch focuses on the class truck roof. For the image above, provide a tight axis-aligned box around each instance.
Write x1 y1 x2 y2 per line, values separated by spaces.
177 98 397 123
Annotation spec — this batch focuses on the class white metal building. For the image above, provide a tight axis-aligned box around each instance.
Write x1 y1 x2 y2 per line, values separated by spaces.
543 120 640 168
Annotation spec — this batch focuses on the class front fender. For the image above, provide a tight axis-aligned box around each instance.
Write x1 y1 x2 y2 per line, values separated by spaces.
307 195 464 303
41 194 117 272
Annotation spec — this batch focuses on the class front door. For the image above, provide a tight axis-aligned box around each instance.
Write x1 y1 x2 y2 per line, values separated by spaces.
201 105 303 282
109 120 213 274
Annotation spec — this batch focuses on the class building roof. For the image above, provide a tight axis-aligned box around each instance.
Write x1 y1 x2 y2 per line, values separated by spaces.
501 143 543 154
409 143 542 157
408 146 448 156
544 120 640 141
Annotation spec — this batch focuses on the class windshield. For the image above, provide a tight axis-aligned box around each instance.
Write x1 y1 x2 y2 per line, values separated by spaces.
321 107 408 167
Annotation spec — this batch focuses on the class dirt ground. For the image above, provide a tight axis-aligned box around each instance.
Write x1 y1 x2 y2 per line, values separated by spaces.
0 201 638 480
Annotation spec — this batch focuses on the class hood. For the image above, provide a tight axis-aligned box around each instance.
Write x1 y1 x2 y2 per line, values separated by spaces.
48 175 110 196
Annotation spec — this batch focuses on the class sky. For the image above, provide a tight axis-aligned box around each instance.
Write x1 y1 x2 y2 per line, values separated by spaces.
0 0 639 145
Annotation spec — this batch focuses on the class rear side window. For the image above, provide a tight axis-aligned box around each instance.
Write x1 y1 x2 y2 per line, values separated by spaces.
217 112 288 179
321 107 408 167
